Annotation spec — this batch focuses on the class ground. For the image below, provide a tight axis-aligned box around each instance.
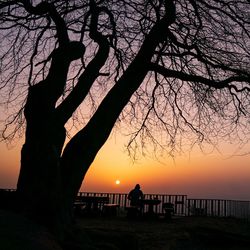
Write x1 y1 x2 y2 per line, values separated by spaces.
68 215 250 250
1 209 250 250
0 210 61 250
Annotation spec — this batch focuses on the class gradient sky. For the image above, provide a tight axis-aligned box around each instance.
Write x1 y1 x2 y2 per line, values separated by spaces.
0 132 250 201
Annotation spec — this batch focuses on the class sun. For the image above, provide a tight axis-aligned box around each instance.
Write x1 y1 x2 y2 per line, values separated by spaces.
115 179 120 185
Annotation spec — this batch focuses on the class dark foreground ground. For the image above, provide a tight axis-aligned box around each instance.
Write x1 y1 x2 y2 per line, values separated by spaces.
1 209 250 250
70 215 250 250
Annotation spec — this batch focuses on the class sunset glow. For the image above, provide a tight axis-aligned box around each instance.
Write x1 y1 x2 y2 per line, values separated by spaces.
0 133 250 201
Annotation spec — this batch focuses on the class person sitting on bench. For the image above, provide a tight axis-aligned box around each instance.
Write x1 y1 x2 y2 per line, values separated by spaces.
127 184 144 217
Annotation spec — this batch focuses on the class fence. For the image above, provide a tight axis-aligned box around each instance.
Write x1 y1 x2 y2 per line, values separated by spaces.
1 189 250 220
78 192 250 221
187 199 250 221
78 192 188 215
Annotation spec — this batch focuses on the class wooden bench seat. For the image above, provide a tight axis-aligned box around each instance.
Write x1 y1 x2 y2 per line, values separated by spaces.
102 203 120 216
74 196 109 216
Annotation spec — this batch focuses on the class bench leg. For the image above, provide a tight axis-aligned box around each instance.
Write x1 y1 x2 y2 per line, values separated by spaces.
164 209 174 220
126 207 140 218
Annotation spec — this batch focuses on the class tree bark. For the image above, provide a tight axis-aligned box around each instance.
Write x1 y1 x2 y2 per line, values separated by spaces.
17 82 68 236
16 44 77 236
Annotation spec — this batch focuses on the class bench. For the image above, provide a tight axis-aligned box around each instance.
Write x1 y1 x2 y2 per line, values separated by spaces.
74 196 109 216
162 202 174 219
125 206 142 218
102 203 120 216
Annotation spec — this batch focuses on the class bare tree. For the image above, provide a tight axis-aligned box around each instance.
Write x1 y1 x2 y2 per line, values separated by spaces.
0 0 249 237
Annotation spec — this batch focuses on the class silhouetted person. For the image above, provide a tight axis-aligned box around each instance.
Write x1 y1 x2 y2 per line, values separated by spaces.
128 184 144 207
127 184 144 218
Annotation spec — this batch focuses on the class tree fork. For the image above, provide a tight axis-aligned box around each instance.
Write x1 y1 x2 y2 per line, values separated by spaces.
60 8 177 213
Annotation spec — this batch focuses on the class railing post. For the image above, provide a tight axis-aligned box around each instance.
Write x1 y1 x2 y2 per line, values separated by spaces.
218 200 220 217
224 200 227 217
204 199 207 216
187 199 190 216
211 200 214 216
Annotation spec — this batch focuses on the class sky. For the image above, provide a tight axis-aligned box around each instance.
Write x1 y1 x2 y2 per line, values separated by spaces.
0 132 250 201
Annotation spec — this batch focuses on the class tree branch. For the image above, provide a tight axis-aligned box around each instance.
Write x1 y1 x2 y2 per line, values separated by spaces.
149 63 250 90
0 1 16 9
56 40 110 124
56 1 111 124
19 0 69 46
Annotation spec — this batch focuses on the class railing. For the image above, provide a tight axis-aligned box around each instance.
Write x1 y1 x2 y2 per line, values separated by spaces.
226 200 250 220
78 192 187 215
1 189 250 221
187 199 250 221
78 192 250 220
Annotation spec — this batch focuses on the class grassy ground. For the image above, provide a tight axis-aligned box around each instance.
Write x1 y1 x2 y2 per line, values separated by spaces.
66 215 250 250
1 209 250 250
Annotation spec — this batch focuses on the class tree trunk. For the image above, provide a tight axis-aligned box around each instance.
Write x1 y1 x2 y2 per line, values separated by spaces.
16 83 70 237
16 43 83 237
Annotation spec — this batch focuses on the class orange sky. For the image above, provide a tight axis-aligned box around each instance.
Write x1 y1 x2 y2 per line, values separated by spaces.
1 133 249 201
